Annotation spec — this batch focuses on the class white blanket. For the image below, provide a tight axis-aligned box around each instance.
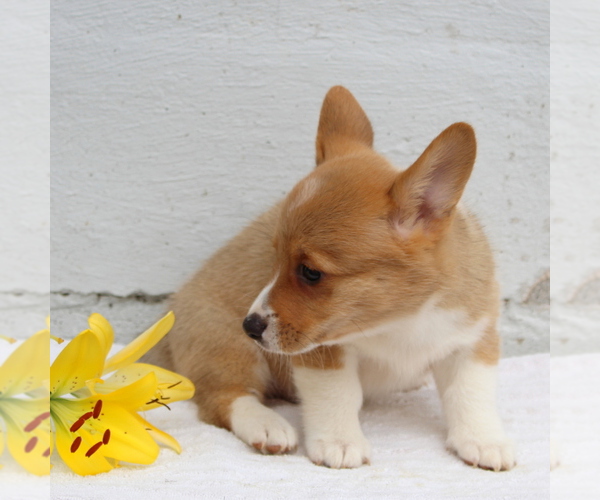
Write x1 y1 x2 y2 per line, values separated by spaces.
2 353 561 498
551 353 600 499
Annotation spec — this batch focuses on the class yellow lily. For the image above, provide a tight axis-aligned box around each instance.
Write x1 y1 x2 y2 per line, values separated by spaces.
50 312 194 476
0 329 51 476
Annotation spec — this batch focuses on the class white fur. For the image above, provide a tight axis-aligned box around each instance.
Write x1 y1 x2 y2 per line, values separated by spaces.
230 395 298 453
247 275 281 351
432 355 515 471
302 296 514 470
248 276 276 315
248 271 512 471
293 349 371 468
330 295 491 398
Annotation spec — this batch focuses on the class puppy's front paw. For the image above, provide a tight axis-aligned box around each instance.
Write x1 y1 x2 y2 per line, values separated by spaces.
230 396 298 454
448 433 515 471
306 434 371 469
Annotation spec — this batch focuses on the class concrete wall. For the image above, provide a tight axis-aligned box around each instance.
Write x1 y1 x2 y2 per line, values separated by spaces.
551 0 600 354
0 0 49 337
47 0 550 354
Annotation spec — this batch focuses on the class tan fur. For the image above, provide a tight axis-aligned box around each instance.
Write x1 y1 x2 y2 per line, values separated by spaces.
291 345 344 370
153 85 500 444
315 86 374 165
154 205 295 428
473 325 501 365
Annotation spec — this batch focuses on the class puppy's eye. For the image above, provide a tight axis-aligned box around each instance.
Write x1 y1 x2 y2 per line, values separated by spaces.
299 264 322 285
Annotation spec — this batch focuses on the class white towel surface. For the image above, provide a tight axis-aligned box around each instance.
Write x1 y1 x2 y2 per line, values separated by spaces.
550 353 600 499
2 352 557 499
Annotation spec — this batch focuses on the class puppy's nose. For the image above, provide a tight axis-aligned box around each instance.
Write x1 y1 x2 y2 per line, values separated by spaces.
243 313 268 340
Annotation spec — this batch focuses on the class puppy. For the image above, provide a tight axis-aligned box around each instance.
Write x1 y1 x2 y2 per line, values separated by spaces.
156 86 515 471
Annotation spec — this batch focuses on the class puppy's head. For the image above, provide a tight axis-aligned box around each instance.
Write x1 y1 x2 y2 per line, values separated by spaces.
243 86 476 354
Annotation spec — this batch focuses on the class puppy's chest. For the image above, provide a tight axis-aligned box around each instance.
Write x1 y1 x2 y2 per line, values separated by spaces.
348 299 489 396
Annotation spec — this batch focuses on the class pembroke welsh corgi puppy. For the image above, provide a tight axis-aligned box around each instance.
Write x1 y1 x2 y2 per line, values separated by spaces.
154 86 515 471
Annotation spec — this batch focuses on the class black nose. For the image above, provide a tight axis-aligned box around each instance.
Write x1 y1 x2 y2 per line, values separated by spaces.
243 313 268 340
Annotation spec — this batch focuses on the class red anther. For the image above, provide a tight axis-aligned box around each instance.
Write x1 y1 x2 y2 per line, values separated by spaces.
102 429 111 445
85 441 103 457
71 436 82 453
24 436 38 453
93 400 103 419
24 417 42 433
24 412 51 432
24 421 38 432
70 418 86 433
43 448 51 457
81 411 93 420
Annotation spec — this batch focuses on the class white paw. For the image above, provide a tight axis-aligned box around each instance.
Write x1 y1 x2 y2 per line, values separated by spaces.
306 434 371 469
448 433 515 471
230 395 297 454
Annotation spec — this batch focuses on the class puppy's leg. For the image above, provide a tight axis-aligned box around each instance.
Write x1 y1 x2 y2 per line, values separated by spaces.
168 309 297 454
432 327 515 471
229 393 297 454
293 346 370 468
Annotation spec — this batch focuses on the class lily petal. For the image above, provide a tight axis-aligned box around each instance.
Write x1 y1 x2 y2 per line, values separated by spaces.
46 312 194 475
133 413 182 453
97 371 160 411
0 330 50 397
1 398 51 476
95 363 194 410
103 312 174 375
53 397 160 475
50 330 103 397
98 404 160 464
54 415 113 476
87 314 114 363
57 372 158 421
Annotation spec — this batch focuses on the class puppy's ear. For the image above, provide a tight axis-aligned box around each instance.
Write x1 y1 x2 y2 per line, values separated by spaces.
390 123 476 238
316 86 374 166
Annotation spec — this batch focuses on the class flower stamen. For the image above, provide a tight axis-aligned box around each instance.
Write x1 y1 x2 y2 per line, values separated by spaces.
71 436 82 453
25 436 38 453
85 441 103 458
48 312 193 475
24 411 51 432
146 397 171 410
70 411 93 432
93 399 103 419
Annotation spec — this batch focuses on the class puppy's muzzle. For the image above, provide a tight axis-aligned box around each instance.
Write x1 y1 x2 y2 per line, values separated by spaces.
243 313 268 340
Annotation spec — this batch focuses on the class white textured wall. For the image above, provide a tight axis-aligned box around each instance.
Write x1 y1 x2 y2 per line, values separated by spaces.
551 0 600 353
0 1 49 336
50 0 549 353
